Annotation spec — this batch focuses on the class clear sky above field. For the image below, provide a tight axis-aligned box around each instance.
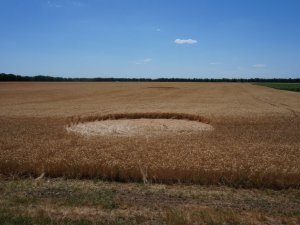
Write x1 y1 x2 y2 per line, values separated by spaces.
1 0 300 78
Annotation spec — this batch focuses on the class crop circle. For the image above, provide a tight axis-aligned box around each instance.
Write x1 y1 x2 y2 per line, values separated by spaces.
67 113 213 137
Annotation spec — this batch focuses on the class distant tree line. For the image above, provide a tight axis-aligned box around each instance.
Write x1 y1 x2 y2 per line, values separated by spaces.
1 73 299 82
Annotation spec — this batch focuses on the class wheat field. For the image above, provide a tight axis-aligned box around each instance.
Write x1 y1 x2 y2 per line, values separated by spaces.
0 82 299 188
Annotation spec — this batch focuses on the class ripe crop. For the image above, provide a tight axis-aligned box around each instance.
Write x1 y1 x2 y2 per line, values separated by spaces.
0 82 299 188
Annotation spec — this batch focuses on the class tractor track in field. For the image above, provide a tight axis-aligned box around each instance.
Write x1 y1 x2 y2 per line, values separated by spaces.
243 85 299 118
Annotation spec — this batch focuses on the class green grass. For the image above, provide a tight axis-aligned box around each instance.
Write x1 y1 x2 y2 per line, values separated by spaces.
255 83 300 92
1 179 300 225
63 189 119 209
0 209 128 225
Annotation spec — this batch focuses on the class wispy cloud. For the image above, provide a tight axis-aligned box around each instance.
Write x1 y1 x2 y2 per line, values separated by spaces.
133 58 153 65
47 1 62 8
156 28 161 32
46 0 85 8
253 64 267 68
210 62 221 65
143 58 152 63
72 1 86 7
174 38 197 44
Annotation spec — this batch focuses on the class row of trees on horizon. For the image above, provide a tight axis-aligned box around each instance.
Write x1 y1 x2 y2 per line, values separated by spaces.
0 73 299 83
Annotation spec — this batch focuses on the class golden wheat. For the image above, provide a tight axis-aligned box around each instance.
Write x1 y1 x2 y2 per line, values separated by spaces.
0 82 299 188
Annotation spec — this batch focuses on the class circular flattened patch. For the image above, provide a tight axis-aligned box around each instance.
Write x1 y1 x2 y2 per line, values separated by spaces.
67 119 213 137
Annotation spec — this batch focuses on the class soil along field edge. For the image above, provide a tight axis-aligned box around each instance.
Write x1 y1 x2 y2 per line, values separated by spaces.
1 178 299 225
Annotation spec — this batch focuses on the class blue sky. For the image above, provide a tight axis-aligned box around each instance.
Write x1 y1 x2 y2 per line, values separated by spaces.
0 0 300 78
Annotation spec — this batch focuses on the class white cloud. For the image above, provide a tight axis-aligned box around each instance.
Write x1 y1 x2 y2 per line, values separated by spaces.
143 58 152 62
72 1 86 7
133 58 152 65
47 1 62 8
253 64 267 68
46 1 85 8
210 62 221 65
174 38 198 44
